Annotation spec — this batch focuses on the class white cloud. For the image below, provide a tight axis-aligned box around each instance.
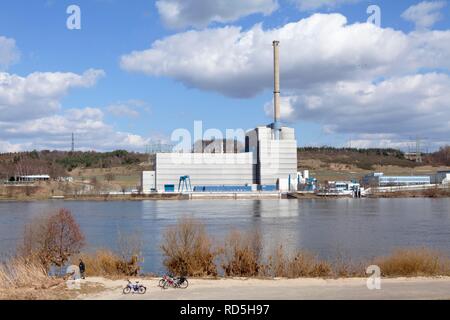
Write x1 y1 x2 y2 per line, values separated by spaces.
0 140 29 153
265 73 450 144
156 0 278 29
121 14 450 98
106 100 150 118
264 96 298 120
121 12 450 146
292 0 361 11
0 69 105 121
0 36 20 70
0 107 151 152
0 58 152 152
401 1 447 30
349 135 415 150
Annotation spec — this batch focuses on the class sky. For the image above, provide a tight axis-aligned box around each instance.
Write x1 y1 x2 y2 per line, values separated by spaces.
0 0 449 152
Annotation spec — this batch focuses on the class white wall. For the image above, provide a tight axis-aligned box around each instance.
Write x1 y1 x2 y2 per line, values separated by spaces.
156 153 254 191
141 171 155 193
246 126 298 186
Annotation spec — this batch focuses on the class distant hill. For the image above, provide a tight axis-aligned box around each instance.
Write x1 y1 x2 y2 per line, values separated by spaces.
298 146 450 170
0 150 147 180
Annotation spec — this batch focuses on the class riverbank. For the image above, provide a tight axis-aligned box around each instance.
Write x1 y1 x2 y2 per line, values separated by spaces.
369 188 450 198
2 276 450 300
1 190 449 202
73 276 450 300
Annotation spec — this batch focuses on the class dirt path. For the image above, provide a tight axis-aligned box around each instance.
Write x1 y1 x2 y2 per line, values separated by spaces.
79 277 450 300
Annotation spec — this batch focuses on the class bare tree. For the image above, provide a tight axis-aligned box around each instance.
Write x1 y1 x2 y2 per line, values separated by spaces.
20 209 85 272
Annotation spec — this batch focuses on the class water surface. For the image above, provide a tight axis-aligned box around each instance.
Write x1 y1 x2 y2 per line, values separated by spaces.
0 199 449 273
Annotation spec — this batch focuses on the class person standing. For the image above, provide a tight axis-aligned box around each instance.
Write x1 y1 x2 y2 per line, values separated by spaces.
79 259 86 279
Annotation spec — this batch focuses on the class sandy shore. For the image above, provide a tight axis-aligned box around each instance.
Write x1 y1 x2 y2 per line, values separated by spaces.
78 277 450 300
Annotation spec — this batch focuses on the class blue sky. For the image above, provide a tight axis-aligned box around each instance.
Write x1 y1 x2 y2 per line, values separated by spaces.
0 0 449 152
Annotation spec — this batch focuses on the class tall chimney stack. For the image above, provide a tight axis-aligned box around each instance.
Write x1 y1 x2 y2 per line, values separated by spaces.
273 40 281 140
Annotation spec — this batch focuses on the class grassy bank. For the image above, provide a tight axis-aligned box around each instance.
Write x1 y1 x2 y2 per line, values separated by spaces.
0 257 88 300
371 187 450 198
3 247 448 300
0 247 145 300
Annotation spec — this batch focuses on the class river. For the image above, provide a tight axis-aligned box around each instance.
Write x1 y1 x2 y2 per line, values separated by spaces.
0 198 449 273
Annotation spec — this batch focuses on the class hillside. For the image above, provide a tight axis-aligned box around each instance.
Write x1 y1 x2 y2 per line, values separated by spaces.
0 150 148 180
298 146 450 182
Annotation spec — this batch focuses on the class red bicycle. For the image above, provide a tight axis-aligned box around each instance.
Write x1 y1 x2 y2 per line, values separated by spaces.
158 275 188 289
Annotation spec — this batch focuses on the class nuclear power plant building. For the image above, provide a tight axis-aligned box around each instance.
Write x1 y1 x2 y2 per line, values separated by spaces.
148 41 298 193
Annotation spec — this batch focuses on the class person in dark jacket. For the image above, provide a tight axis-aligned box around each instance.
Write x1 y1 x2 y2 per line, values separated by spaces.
79 259 86 279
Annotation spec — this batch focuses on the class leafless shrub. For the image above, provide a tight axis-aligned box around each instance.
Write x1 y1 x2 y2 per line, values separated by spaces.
161 217 217 277
117 231 143 276
221 230 263 277
118 231 140 255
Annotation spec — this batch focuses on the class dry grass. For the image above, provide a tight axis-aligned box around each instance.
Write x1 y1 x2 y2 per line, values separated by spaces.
161 217 218 277
328 250 366 278
374 248 450 277
0 256 68 300
73 250 140 278
221 230 263 277
0 253 121 300
0 257 51 290
267 246 332 278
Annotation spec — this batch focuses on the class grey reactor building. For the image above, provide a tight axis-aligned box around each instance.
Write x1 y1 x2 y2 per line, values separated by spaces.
149 41 298 193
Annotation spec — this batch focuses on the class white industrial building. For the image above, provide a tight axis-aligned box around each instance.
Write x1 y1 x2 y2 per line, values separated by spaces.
143 41 298 193
246 125 297 186
154 153 254 192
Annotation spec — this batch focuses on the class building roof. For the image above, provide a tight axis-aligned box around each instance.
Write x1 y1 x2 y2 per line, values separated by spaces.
19 175 50 179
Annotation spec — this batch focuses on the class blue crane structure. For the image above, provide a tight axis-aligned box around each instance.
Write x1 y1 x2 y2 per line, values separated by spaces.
178 176 192 193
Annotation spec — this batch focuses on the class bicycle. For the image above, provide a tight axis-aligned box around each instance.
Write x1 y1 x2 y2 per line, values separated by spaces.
123 280 147 294
158 275 189 289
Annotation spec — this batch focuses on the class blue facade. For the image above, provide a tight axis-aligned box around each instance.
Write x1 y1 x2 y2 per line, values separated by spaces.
258 185 278 192
164 184 175 192
193 185 252 192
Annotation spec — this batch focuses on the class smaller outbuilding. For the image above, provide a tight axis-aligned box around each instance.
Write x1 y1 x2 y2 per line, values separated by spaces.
11 175 51 182
362 173 431 187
